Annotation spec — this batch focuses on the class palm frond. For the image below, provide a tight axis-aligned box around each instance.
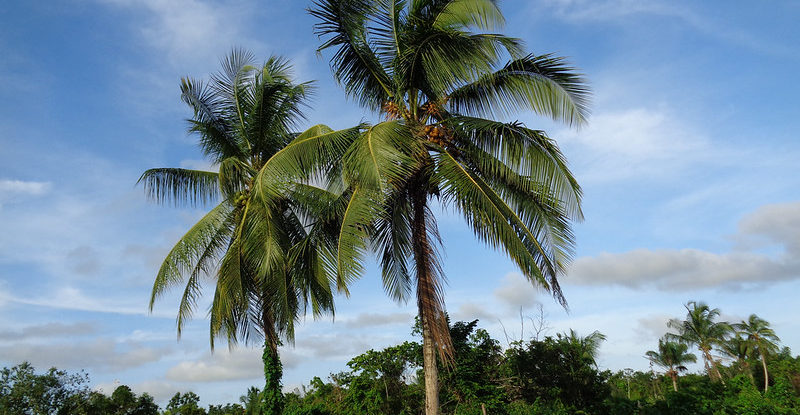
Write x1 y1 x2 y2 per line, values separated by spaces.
149 202 233 311
255 124 363 198
431 0 504 31
342 121 418 190
448 54 591 126
310 0 393 109
435 149 566 305
449 116 583 220
138 168 220 207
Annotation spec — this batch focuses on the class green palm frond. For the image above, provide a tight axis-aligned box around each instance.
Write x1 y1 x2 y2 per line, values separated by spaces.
310 0 393 109
138 168 220 207
150 202 233 311
431 0 504 31
449 54 591 125
435 149 565 304
450 116 583 219
335 186 384 293
342 121 418 189
255 124 363 198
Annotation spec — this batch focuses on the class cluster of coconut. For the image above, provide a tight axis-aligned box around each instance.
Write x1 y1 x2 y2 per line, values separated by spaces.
421 124 451 148
233 190 249 208
382 101 403 120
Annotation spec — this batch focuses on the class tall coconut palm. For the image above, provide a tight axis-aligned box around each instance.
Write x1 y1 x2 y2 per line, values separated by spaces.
646 339 697 392
140 50 340 414
734 314 781 392
256 2 589 413
667 301 731 382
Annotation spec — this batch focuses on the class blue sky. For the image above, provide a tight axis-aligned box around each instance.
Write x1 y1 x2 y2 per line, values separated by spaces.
1 0 800 407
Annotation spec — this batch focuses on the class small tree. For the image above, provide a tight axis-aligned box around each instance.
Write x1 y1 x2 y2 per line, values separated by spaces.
646 339 697 392
735 314 781 392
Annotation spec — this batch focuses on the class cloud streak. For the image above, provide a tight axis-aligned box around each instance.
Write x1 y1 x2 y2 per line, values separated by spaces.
567 201 800 290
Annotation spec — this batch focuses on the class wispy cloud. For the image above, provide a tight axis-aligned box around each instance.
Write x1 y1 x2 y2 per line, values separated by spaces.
0 179 51 198
98 0 260 67
0 338 168 372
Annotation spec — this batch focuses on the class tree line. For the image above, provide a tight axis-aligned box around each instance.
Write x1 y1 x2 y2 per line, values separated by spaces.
4 301 799 414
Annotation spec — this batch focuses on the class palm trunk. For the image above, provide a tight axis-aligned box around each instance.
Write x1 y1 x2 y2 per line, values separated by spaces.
411 189 439 415
760 351 769 392
703 349 724 384
669 371 678 392
422 321 439 415
260 316 284 415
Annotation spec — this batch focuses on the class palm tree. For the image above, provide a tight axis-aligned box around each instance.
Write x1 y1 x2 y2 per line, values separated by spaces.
646 339 697 392
140 50 340 414
264 2 589 413
667 301 731 382
719 334 754 382
734 314 781 392
558 329 606 367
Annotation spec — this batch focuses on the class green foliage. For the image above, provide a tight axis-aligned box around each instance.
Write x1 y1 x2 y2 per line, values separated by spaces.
260 347 284 414
0 363 159 415
164 392 206 415
0 362 90 415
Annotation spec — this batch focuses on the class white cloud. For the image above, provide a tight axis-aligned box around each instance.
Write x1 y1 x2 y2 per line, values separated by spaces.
0 179 51 195
557 107 713 183
567 201 800 290
534 0 794 58
493 272 541 309
0 286 169 317
165 346 301 382
98 0 259 67
342 312 413 329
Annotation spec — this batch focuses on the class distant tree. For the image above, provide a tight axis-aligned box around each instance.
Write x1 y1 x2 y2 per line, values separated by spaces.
558 329 606 368
165 392 206 415
667 301 731 382
0 362 90 414
646 339 697 391
735 314 781 392
207 402 245 415
239 386 260 415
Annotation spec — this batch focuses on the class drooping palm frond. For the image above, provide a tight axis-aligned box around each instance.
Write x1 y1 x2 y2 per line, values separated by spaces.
448 116 583 219
149 201 233 313
138 168 220 207
255 124 364 198
435 148 565 304
310 0 393 109
449 54 591 126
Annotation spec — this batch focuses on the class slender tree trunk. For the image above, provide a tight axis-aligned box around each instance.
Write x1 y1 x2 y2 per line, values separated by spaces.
704 349 724 384
760 351 770 392
669 370 678 392
411 189 440 415
422 321 439 415
260 317 284 415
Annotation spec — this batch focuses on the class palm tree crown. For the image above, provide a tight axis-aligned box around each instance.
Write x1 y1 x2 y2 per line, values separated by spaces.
667 301 731 382
646 338 696 391
734 314 780 391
